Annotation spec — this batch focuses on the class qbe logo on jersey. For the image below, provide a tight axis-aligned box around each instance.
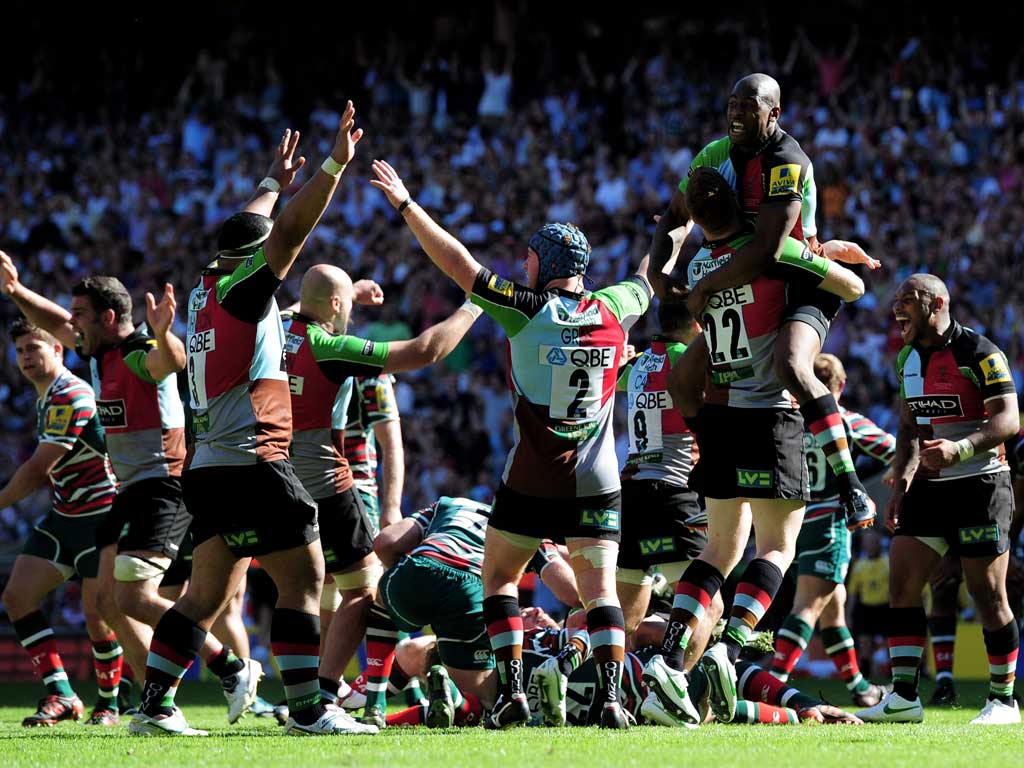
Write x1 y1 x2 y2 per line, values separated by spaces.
539 345 617 419
187 329 216 409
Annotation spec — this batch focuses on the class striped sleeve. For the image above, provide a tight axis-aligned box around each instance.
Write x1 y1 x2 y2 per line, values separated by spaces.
842 408 896 464
408 502 438 531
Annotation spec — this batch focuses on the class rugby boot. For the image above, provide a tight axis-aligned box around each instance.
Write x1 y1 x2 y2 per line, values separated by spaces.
534 656 568 727
222 658 263 724
22 694 84 727
856 690 924 723
484 694 530 729
641 654 699 725
129 707 209 736
599 701 630 729
83 706 120 726
360 705 387 730
698 642 737 723
841 484 875 532
285 705 379 736
970 699 1021 725
425 665 454 729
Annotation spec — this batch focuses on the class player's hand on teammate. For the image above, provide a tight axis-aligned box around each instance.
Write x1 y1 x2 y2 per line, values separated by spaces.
146 283 178 338
353 279 384 306
820 240 881 270
919 438 960 470
331 101 364 166
267 128 306 188
0 251 21 296
370 160 411 209
884 490 902 533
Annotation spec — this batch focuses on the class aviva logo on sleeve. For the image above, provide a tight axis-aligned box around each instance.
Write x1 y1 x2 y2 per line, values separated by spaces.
768 164 801 196
980 352 1011 384
736 469 773 489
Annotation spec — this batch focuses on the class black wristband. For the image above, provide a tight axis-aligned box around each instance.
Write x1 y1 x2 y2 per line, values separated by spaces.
398 197 413 214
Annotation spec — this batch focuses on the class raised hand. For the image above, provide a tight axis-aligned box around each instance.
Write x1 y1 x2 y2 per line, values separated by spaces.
146 283 177 338
267 129 306 188
331 101 364 166
369 159 411 209
821 240 881 270
353 279 384 306
0 251 21 296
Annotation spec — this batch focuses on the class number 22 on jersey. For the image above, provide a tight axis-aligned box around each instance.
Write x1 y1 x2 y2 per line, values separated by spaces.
701 285 753 366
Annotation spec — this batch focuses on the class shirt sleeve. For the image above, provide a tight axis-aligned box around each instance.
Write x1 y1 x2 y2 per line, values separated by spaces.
762 137 811 204
121 333 160 384
310 331 390 384
590 276 653 331
408 502 437 531
616 362 634 393
470 267 548 337
969 336 1017 402
843 410 897 464
678 137 731 194
359 375 400 427
216 248 282 324
764 237 828 289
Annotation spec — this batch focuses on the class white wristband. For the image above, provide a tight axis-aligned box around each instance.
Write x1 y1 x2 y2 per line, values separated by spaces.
459 300 483 319
257 177 281 194
955 438 975 462
321 157 347 178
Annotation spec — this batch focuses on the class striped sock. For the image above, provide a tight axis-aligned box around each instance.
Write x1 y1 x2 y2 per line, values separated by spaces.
732 700 800 724
588 603 626 710
554 630 591 676
928 616 956 683
737 660 819 712
661 559 724 670
887 606 927 700
821 625 869 694
386 702 427 726
13 611 75 698
364 605 398 711
453 687 482 726
771 615 814 680
801 395 858 486
983 621 1019 705
91 635 123 711
725 559 784 663
204 642 244 681
141 609 205 717
484 595 524 699
319 676 340 704
271 608 323 725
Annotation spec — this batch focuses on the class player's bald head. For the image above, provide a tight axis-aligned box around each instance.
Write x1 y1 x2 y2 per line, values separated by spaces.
301 264 352 306
732 73 781 109
902 273 949 303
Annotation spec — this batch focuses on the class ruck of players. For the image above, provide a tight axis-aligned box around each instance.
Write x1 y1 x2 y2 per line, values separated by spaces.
0 65 1021 742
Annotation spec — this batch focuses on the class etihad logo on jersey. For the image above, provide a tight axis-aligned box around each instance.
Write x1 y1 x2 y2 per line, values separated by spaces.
580 508 620 531
905 395 963 418
284 332 304 355
553 304 602 326
959 524 999 545
43 405 73 436
222 529 259 549
487 273 514 298
689 254 731 282
639 537 676 556
980 352 1012 385
768 164 801 196
736 469 772 489
97 399 127 428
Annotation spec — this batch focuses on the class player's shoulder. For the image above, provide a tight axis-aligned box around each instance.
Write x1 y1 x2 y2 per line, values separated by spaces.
954 322 1001 356
120 325 158 355
695 135 732 160
772 129 810 162
49 370 95 404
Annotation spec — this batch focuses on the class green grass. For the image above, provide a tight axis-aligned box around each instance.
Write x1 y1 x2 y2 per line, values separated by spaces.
0 680 1022 768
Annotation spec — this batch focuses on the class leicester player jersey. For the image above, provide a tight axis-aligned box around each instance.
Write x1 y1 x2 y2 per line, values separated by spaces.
470 267 652 497
687 234 830 409
37 368 118 517
618 337 696 487
282 312 389 500
804 407 895 503
344 375 400 496
896 320 1015 480
185 249 290 468
679 131 817 240
82 325 186 486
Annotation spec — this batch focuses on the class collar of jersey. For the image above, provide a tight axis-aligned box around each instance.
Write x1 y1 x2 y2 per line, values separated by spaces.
912 319 962 352
702 223 755 251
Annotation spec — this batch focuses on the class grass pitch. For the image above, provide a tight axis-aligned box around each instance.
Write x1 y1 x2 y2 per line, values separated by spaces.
0 680 1021 768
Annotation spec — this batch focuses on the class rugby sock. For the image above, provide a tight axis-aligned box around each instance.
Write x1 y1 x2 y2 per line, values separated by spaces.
270 608 323 725
554 629 591 676
13 611 75 698
319 676 340 705
821 625 869 694
386 702 427 726
887 606 927 700
484 595 524 700
661 559 724 669
771 615 814 680
732 701 800 724
91 635 123 712
404 676 426 704
204 642 245 681
801 395 859 490
724 559 784 664
737 660 819 712
451 684 483 726
588 603 626 709
928 616 957 683
364 605 398 711
141 608 206 717
387 661 421 700
983 621 1019 705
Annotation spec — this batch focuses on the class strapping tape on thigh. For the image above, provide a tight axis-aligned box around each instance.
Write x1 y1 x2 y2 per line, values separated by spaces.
334 562 384 591
114 554 172 583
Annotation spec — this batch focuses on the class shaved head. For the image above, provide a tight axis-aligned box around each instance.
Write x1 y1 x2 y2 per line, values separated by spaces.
732 73 781 109
300 264 354 330
902 273 949 302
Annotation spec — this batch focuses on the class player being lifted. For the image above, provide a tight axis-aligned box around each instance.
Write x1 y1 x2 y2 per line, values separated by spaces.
859 274 1021 726
647 73 879 531
769 354 892 707
642 167 865 728
370 159 651 729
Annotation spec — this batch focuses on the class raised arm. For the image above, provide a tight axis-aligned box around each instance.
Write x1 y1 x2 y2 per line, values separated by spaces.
0 252 77 349
242 129 307 218
648 189 692 300
370 160 482 293
143 283 187 379
382 301 482 373
263 101 363 279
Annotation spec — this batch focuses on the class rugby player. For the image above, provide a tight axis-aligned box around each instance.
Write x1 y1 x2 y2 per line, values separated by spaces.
642 166 865 728
769 354 891 706
0 319 120 726
647 73 879 532
859 274 1021 725
345 373 404 529
370 159 652 729
282 263 482 708
130 102 375 737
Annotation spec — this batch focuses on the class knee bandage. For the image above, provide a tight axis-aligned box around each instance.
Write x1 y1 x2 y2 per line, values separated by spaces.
114 554 172 583
568 544 617 570
320 580 342 611
334 562 384 592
